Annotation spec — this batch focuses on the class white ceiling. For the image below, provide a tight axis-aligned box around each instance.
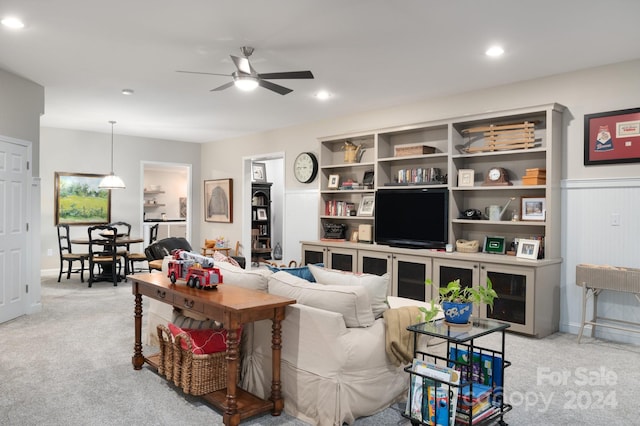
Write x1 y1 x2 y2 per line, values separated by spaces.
2 0 640 143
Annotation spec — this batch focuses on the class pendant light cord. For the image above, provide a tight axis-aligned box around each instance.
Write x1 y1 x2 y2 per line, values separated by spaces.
109 120 116 174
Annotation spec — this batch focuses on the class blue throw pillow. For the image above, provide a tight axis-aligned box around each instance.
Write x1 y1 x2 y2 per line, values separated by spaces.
267 263 323 282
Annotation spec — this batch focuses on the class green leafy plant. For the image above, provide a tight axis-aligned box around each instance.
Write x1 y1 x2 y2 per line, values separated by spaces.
418 278 498 321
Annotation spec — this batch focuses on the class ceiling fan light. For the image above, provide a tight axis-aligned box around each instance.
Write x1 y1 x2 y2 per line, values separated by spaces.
233 75 259 91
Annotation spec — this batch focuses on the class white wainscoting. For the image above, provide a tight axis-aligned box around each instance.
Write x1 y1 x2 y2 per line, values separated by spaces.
561 178 640 344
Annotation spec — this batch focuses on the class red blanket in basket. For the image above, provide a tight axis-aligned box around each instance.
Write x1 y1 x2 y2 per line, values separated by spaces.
168 323 242 355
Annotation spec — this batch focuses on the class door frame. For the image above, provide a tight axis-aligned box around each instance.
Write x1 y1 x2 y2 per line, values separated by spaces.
242 152 285 269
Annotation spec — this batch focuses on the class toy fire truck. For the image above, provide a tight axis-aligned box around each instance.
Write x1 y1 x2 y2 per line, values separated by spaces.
167 249 223 289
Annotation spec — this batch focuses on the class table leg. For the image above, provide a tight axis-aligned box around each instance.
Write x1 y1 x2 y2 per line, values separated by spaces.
132 292 145 369
578 284 588 343
591 289 601 338
223 326 240 426
270 313 284 415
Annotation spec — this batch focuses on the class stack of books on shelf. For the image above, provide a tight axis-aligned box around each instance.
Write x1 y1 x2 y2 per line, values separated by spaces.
455 384 499 425
338 180 362 190
324 200 356 216
395 167 442 185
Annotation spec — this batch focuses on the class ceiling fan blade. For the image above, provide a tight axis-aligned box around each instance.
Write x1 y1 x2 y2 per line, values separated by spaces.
258 79 293 95
176 70 230 77
258 71 314 80
210 81 234 92
231 55 255 75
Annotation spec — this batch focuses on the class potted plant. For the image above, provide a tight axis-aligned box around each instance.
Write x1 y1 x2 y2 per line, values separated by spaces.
419 278 498 325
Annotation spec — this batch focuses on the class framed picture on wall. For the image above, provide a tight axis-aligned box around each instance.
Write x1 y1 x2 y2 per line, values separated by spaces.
204 178 233 223
54 172 111 225
252 162 267 182
584 107 640 165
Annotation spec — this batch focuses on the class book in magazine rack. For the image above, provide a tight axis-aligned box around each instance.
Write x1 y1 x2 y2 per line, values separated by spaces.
403 318 512 426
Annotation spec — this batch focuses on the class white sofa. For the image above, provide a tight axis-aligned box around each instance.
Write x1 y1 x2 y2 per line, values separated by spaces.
239 268 408 426
146 260 411 426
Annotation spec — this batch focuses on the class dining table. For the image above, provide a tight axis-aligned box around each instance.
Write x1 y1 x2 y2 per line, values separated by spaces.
71 234 144 282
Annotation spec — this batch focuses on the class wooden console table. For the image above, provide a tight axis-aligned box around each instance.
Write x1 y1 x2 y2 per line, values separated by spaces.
576 263 640 343
130 273 296 425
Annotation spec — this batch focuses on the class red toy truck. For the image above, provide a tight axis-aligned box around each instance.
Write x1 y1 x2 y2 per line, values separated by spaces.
167 249 223 289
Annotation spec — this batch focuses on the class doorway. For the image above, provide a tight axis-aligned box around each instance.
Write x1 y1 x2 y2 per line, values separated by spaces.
242 154 284 268
140 162 192 245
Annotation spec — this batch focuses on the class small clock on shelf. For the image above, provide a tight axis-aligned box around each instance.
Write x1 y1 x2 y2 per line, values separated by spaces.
483 167 512 186
293 152 319 183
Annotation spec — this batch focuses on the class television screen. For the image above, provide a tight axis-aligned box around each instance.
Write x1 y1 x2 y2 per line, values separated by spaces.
374 188 449 249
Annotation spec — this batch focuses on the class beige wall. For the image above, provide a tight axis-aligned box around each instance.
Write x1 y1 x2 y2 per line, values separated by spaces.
39 127 202 271
202 58 640 343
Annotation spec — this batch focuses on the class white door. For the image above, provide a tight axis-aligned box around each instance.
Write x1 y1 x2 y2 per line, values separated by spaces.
0 139 29 323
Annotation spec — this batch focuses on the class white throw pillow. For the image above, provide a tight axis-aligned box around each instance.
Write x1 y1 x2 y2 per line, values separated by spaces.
308 264 389 318
215 261 272 292
268 271 375 328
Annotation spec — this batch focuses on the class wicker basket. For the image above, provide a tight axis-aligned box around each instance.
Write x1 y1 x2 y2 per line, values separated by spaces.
173 333 228 395
456 239 479 253
156 324 174 381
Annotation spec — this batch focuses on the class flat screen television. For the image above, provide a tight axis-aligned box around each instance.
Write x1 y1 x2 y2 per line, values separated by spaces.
374 188 449 249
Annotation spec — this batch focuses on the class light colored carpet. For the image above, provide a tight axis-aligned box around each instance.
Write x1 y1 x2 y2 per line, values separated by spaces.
0 274 638 425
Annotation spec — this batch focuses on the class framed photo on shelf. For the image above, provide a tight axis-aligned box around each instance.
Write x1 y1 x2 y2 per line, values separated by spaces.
457 169 475 187
521 197 546 221
517 238 540 260
328 174 340 189
357 195 375 216
483 236 506 255
584 107 640 165
252 162 267 182
362 170 374 188
204 178 233 223
257 208 268 221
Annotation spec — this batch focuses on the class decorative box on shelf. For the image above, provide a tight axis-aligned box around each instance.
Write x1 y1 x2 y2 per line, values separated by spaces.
394 144 436 157
522 168 546 185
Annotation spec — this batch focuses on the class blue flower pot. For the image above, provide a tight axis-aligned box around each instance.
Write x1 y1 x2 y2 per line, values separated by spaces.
442 301 472 324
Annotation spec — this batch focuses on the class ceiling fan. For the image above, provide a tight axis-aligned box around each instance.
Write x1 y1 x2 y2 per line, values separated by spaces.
177 46 314 95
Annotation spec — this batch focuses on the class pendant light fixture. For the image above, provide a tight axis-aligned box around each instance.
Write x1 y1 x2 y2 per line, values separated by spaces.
99 120 126 189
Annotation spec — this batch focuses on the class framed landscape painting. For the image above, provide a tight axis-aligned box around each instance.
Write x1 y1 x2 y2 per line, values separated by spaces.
55 172 111 225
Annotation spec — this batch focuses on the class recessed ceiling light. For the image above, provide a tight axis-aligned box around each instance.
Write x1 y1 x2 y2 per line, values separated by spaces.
486 46 504 57
315 90 331 100
121 89 134 95
1 17 25 29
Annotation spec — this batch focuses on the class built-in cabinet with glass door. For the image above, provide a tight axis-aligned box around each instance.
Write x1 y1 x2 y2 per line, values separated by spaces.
304 103 565 337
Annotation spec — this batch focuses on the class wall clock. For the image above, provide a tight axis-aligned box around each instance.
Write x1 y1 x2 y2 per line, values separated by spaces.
483 167 512 186
293 152 318 183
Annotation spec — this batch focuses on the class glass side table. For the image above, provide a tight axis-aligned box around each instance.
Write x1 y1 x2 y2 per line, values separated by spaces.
403 318 512 426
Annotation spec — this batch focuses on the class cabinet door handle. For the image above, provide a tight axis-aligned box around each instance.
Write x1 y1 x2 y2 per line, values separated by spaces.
183 298 195 309
156 290 166 299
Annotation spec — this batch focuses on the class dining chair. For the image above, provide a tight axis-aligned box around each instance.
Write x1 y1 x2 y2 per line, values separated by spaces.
87 225 123 287
128 223 159 274
56 223 89 282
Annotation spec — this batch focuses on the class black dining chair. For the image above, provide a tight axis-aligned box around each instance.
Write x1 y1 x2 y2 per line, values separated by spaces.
56 223 89 282
128 223 159 274
87 225 123 287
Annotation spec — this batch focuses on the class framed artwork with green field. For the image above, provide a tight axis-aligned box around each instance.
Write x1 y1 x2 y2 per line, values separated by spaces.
54 172 111 225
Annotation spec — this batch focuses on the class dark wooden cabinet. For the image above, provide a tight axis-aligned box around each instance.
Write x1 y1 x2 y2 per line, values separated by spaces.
251 182 272 262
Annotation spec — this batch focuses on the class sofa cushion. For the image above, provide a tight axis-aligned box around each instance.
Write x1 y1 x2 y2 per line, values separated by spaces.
268 271 375 327
308 264 390 318
214 261 272 292
265 263 323 282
